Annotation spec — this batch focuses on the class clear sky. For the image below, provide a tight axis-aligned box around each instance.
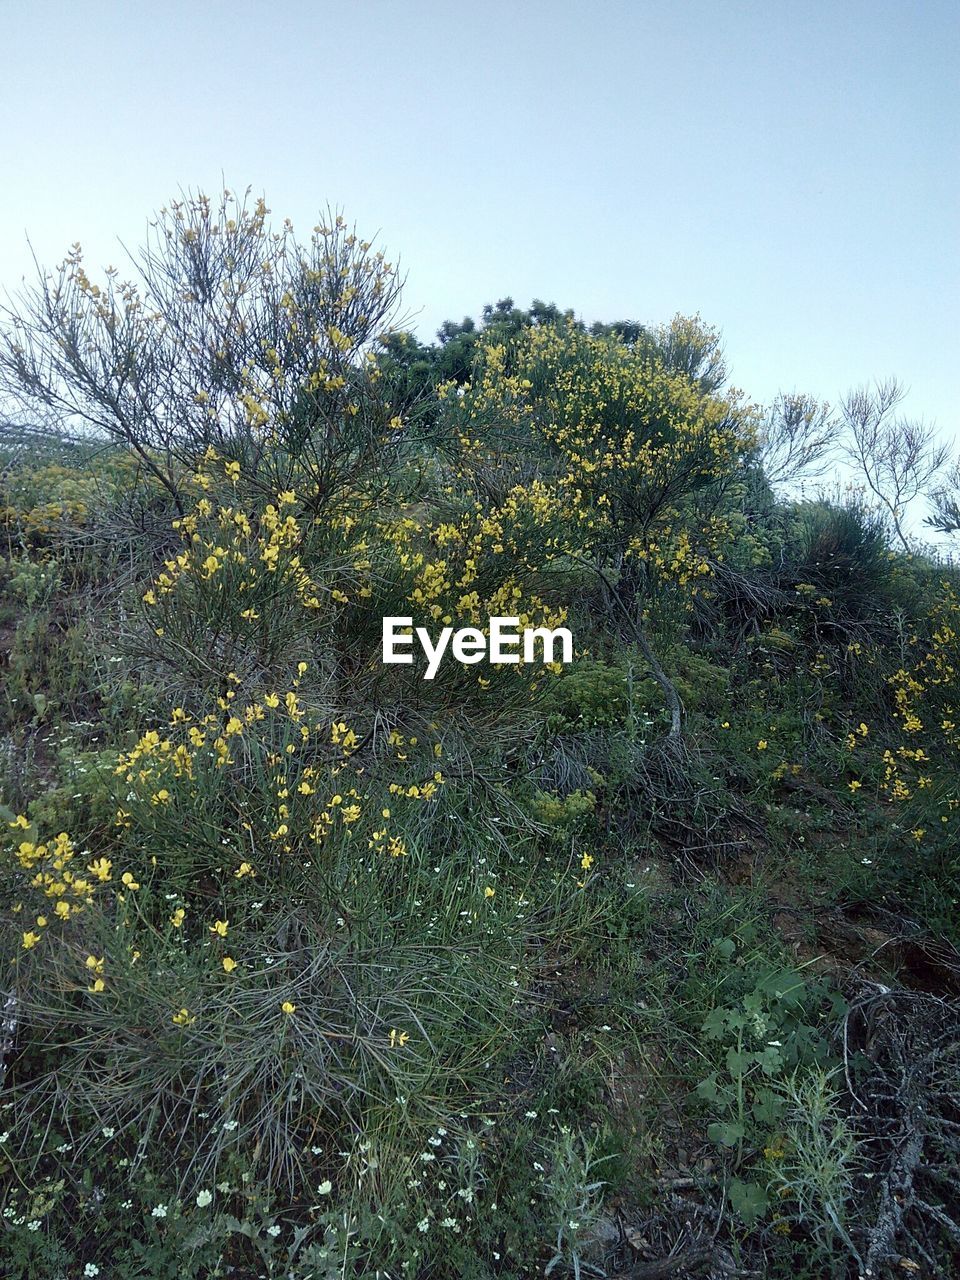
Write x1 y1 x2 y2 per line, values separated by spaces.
1 0 957 438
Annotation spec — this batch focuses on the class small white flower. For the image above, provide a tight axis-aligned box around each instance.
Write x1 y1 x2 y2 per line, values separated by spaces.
84 1265 100 1277
317 1180 332 1195
196 1189 213 1207
417 1217 430 1232
222 1120 238 1131
266 1224 281 1237
152 1203 168 1218
101 1126 115 1139
524 1110 538 1119
27 1220 41 1232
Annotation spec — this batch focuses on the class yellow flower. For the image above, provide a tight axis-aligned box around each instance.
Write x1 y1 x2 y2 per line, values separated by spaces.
235 862 255 879
580 852 594 870
9 814 29 830
222 956 237 973
170 908 185 928
484 886 496 899
389 1028 410 1048
757 740 768 751
281 1001 296 1015
210 919 228 938
22 931 41 950
172 1007 196 1026
848 780 862 792
121 872 140 889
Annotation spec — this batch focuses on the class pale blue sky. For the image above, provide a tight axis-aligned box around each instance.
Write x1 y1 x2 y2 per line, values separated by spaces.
1 0 957 437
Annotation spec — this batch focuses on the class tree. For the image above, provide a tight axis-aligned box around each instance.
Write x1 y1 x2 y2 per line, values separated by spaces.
757 392 836 488
0 189 405 516
840 378 951 553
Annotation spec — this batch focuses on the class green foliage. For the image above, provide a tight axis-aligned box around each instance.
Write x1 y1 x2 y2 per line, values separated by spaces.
1 193 958 1277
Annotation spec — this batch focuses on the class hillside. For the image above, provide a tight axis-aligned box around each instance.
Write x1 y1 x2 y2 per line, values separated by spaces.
0 195 958 1279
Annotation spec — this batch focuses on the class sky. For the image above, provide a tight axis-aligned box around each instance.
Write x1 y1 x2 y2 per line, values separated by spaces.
1 0 957 447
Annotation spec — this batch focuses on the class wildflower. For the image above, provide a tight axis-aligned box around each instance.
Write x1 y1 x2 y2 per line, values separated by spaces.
757 740 768 751
210 919 228 937
196 1189 213 1207
848 780 862 792
389 1028 410 1048
9 815 29 830
84 1265 100 1277
21 931 41 950
121 872 140 890
317 1179 332 1195
484 886 496 899
222 956 237 973
151 1203 168 1218
266 1224 281 1237
235 862 255 878
580 852 594 870
172 1008 195 1027
170 908 185 927
281 1001 296 1015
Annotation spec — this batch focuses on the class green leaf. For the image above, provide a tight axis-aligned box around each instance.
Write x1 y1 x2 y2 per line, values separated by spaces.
701 1008 729 1040
696 1073 720 1102
729 1178 769 1226
707 1120 745 1148
726 1046 753 1077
